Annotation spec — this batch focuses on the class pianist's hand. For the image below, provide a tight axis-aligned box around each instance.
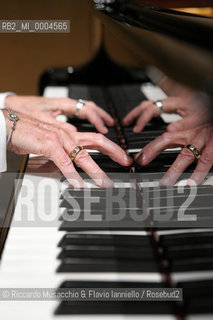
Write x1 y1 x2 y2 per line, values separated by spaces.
122 96 209 132
3 110 132 188
135 124 213 186
5 95 115 134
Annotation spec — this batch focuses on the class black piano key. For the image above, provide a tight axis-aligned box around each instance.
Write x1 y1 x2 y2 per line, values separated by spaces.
177 280 213 314
163 243 213 259
61 187 139 200
184 297 213 314
160 231 213 246
59 222 149 232
60 189 141 209
55 300 174 315
58 234 152 247
122 119 166 132
58 245 155 260
168 256 213 272
134 153 182 173
178 279 213 298
57 257 159 272
59 280 167 288
60 198 141 210
125 134 165 144
146 185 213 198
55 281 173 315
151 194 213 208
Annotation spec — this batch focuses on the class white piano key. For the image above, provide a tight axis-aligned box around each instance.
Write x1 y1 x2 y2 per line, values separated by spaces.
56 114 68 122
127 147 181 153
43 86 69 98
186 316 213 320
171 271 213 283
140 82 167 100
156 228 213 236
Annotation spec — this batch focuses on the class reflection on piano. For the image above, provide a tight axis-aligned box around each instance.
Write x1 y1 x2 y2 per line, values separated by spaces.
0 0 213 319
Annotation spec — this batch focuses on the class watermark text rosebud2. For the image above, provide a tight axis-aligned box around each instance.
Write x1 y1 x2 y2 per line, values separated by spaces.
10 173 213 228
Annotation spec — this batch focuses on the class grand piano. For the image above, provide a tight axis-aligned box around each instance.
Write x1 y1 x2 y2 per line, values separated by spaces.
0 1 213 319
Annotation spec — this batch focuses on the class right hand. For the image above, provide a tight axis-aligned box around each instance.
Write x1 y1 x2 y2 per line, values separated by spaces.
3 110 132 188
122 95 209 133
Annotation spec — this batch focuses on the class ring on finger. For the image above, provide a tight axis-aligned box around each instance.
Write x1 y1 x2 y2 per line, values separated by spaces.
75 99 85 116
153 100 164 114
185 144 201 160
70 146 84 161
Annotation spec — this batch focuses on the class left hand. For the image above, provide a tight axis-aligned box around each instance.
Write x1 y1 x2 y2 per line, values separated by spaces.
135 124 213 186
5 95 115 134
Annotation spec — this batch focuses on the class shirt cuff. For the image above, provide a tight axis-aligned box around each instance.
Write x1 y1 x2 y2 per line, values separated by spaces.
0 110 7 172
0 92 16 110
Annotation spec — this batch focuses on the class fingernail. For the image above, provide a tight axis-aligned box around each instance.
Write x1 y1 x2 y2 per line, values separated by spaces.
103 179 114 188
187 179 197 186
102 127 108 134
159 177 172 186
142 154 146 164
124 154 132 164
137 154 146 165
133 126 139 132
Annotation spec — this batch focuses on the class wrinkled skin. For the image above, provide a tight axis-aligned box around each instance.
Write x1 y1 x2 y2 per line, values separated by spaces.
5 95 115 134
123 95 212 185
3 109 132 188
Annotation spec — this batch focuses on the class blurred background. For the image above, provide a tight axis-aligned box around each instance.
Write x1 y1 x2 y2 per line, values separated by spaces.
0 0 213 95
0 0 102 94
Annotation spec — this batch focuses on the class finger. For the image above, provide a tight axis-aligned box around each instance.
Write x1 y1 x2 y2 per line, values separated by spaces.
159 96 184 114
86 112 109 134
133 107 158 133
42 127 85 187
51 119 77 132
50 144 86 188
122 106 143 126
135 131 188 166
75 132 132 166
51 110 61 118
160 148 195 186
40 115 77 132
96 107 115 126
188 138 213 185
74 149 114 188
50 129 114 188
160 132 206 186
167 116 199 132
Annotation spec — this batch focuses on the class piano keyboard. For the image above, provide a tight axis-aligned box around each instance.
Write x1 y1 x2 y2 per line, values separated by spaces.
0 83 213 320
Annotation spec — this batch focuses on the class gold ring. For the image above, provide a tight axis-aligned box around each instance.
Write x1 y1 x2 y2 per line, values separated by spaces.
185 144 201 160
70 146 84 161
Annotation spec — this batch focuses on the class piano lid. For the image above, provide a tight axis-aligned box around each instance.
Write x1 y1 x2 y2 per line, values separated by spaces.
94 0 213 51
93 0 213 91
